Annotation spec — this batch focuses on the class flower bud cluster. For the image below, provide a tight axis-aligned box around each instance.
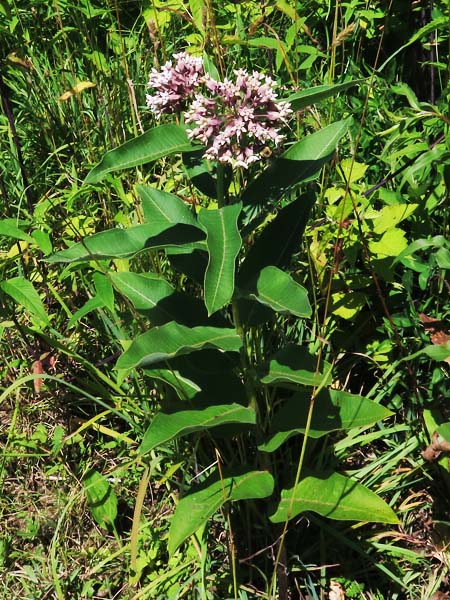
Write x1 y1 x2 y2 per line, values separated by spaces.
146 53 292 169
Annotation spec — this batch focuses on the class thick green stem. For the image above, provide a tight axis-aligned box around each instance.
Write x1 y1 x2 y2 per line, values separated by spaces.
232 300 257 412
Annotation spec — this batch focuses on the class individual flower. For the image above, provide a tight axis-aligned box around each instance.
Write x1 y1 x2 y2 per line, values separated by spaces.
146 52 204 118
185 69 292 169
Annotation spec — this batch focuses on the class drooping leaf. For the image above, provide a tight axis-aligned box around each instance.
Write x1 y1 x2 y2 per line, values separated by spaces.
144 349 242 400
198 203 242 315
259 389 393 452
285 80 364 111
270 471 399 524
242 118 351 209
0 276 49 326
137 185 200 228
259 344 331 388
116 323 242 370
169 469 274 554
111 272 221 327
0 219 34 243
237 194 315 286
140 403 256 454
47 223 205 263
239 265 311 318
85 124 198 184
83 469 118 529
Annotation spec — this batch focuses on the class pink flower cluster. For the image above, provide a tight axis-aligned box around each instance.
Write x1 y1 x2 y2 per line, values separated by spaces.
146 52 204 118
146 53 292 169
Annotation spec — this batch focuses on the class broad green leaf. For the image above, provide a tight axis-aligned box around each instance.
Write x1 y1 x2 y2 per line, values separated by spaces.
111 271 175 313
143 367 201 400
259 389 393 452
189 0 205 33
285 80 364 111
331 291 366 320
31 230 53 255
144 350 242 401
140 403 256 454
47 222 205 263
198 203 242 315
365 204 418 235
93 273 114 311
0 277 49 326
67 295 103 329
437 423 450 443
0 219 34 243
240 266 311 318
116 323 242 370
368 228 408 258
110 272 217 327
138 185 199 228
259 344 330 388
394 235 447 264
338 158 368 184
242 118 351 208
422 342 450 362
85 124 198 184
238 194 315 286
83 469 118 529
435 247 450 269
169 470 274 554
270 471 399 524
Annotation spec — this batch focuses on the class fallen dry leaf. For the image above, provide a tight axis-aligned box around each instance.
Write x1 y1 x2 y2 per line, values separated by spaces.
422 431 450 462
328 581 346 600
420 313 450 363
32 360 44 395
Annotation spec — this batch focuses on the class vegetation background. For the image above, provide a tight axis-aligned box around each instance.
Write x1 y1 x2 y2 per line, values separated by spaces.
0 0 450 598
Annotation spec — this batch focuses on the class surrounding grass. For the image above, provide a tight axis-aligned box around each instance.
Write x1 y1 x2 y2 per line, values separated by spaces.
1 1 450 598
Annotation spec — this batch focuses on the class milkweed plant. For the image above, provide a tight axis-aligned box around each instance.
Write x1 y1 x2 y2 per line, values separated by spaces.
49 50 398 594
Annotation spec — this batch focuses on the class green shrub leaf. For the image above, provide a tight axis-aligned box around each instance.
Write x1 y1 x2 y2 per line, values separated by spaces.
140 403 256 454
238 194 315 286
47 223 205 263
259 344 331 388
85 124 198 184
83 469 118 530
0 276 50 326
239 265 311 318
138 185 200 227
169 470 274 554
116 323 242 369
259 389 393 452
242 118 351 208
285 80 364 111
198 203 242 315
270 471 399 524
